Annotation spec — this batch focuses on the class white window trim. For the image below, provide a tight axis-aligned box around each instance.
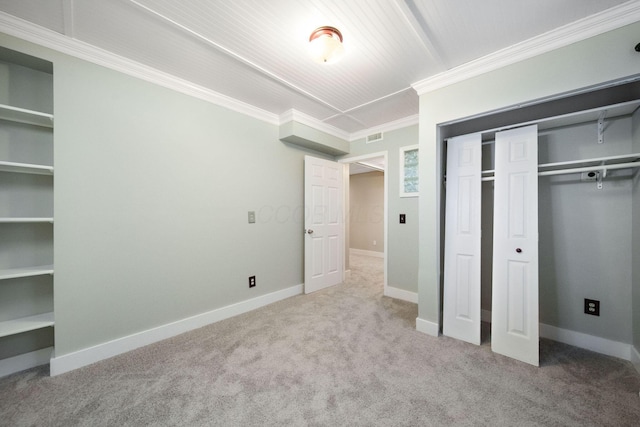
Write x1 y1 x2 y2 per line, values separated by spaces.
399 144 419 198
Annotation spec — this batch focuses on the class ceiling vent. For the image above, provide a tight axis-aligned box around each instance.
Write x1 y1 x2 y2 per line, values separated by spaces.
366 132 383 143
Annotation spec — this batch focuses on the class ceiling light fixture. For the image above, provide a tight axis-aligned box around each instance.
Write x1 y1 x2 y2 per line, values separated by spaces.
308 26 344 64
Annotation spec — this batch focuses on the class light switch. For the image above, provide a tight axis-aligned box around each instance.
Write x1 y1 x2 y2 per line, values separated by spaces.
248 211 256 224
399 214 406 224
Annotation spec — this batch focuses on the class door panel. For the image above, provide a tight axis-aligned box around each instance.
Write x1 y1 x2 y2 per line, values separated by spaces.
304 156 344 294
491 125 539 366
443 133 482 345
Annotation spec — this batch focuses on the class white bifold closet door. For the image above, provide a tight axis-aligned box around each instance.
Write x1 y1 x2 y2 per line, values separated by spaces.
443 132 482 345
443 125 539 366
491 124 539 366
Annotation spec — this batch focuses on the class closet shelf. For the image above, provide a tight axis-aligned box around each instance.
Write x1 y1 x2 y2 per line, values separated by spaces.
538 152 640 173
0 312 54 338
0 265 54 281
0 104 53 128
0 218 54 223
0 161 54 175
481 152 640 181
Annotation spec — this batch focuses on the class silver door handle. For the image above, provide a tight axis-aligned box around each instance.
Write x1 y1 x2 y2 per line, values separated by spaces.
306 229 314 234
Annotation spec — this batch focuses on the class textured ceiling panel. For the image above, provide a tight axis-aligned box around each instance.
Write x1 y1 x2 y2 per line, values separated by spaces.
71 0 339 118
0 0 634 135
345 89 419 129
322 114 369 134
130 0 436 112
0 0 65 34
410 0 630 67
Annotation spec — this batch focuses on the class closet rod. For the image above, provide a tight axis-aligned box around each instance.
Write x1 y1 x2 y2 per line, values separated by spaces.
481 161 640 181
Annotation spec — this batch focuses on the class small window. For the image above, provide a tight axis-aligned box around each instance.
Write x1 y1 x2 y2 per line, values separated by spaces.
400 145 419 197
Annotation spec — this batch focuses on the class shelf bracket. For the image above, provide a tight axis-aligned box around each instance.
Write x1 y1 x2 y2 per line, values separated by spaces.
597 111 606 144
596 162 607 190
596 170 603 189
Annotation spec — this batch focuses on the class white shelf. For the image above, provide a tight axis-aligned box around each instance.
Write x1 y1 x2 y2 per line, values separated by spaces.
0 312 54 338
0 218 54 223
0 265 54 281
538 152 640 172
0 161 53 175
0 104 53 128
481 152 640 180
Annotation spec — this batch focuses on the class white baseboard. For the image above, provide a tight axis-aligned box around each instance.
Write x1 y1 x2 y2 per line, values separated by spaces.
480 309 632 361
538 323 631 361
349 248 384 258
0 347 53 378
385 286 418 303
632 345 640 375
416 317 439 336
50 284 303 376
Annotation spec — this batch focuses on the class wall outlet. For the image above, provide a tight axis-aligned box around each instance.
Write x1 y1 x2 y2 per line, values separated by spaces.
584 298 599 316
248 211 256 224
249 276 256 288
373 240 377 246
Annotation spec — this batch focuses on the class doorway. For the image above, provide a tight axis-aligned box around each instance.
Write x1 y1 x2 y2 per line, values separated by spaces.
340 152 388 293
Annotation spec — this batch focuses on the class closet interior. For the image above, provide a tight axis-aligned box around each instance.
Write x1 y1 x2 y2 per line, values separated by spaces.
441 80 640 365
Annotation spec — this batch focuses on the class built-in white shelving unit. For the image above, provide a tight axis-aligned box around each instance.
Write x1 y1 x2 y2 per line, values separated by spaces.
0 47 55 377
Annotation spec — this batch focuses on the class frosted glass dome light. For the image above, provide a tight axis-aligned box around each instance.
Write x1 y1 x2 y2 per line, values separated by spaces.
308 26 344 64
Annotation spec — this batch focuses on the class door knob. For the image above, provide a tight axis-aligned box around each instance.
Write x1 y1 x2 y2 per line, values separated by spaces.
516 248 522 253
307 229 314 234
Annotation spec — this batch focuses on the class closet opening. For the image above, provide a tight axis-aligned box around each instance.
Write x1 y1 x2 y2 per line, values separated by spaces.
439 76 640 365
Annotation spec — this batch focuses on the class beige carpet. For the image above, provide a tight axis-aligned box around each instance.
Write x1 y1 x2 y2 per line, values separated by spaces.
1 254 639 426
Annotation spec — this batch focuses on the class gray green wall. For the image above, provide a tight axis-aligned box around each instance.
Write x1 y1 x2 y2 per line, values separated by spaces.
538 118 633 342
343 125 419 294
418 21 640 331
349 171 384 254
0 33 316 358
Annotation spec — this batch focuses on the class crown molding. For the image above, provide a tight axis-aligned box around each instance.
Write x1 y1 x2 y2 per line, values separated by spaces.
0 12 280 126
412 1 640 95
349 114 419 141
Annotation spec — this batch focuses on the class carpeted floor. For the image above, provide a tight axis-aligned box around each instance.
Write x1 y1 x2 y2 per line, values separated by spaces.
1 254 639 426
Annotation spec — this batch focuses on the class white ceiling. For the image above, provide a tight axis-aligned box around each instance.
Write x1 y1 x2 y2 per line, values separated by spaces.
349 156 386 175
0 0 637 138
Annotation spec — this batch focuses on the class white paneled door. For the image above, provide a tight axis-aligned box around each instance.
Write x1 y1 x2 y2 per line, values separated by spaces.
304 156 344 294
491 125 539 366
443 133 482 345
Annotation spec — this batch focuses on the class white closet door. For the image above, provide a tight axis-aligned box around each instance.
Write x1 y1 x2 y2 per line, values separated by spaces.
492 125 539 366
443 133 482 345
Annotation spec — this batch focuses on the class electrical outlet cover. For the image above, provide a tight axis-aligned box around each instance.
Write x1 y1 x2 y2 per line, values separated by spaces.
584 298 600 316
